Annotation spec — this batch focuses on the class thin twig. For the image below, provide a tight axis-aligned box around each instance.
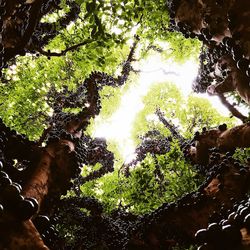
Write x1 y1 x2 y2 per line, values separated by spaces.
37 39 93 57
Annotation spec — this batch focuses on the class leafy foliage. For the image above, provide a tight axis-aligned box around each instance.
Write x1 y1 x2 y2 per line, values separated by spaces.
81 141 203 214
0 43 130 140
1 1 250 249
132 82 236 143
0 0 201 140
233 148 250 164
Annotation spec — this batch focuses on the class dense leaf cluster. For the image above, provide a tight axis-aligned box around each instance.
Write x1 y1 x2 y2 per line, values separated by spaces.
1 0 250 249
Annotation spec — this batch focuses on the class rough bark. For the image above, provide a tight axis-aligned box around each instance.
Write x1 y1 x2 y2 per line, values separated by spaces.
22 150 52 207
1 0 250 249
3 0 44 60
0 219 48 250
188 122 250 164
207 55 250 105
2 139 77 248
128 159 250 249
175 0 250 105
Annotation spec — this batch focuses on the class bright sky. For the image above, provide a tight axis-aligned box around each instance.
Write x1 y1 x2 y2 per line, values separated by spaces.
93 54 243 160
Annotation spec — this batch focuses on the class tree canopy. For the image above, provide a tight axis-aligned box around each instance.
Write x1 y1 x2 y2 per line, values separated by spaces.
0 0 250 250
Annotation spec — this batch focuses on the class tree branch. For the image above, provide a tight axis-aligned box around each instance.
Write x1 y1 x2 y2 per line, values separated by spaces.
129 160 250 248
156 108 185 143
218 94 248 122
117 35 140 85
37 39 93 57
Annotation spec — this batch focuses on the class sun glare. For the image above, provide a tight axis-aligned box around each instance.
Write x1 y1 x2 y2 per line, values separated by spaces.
93 54 241 160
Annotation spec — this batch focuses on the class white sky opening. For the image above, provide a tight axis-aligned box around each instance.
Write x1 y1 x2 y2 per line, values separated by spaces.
93 54 247 161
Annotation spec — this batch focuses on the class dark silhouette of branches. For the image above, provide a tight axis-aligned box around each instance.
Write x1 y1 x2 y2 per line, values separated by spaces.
37 39 94 57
